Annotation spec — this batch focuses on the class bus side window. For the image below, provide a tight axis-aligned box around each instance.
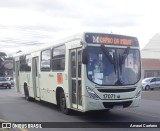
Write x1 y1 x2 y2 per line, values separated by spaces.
52 45 65 71
41 49 51 71
19 55 31 72
20 55 26 72
26 55 31 72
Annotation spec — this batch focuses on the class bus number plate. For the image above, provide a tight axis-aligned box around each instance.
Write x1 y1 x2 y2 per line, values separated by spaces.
113 105 123 109
103 94 116 99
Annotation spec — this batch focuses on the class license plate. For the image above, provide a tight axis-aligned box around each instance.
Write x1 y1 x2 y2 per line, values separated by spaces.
3 84 7 86
103 94 116 99
113 105 123 109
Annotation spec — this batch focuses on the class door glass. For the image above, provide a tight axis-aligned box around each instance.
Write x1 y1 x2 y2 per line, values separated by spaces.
71 52 76 78
151 78 156 82
78 50 82 106
78 80 82 106
78 51 82 78
71 51 77 105
71 50 82 108
72 80 76 104
35 58 38 77
156 78 160 81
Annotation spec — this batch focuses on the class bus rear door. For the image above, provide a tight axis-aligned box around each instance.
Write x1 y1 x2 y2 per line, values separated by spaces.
32 57 40 98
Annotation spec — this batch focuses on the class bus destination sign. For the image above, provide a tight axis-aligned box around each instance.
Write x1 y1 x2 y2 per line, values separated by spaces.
85 33 139 46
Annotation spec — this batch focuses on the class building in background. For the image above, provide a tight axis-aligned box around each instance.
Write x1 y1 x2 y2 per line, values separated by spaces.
141 33 160 78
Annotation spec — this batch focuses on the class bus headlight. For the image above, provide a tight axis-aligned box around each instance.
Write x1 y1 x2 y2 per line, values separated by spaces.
86 87 100 100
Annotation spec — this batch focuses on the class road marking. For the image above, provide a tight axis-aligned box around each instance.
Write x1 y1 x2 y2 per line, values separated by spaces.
0 118 28 131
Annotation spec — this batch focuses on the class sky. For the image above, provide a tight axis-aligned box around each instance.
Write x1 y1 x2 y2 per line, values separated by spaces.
0 0 160 55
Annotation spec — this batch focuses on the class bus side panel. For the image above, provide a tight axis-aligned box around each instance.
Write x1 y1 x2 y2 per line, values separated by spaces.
18 72 34 97
39 71 56 103
19 72 26 95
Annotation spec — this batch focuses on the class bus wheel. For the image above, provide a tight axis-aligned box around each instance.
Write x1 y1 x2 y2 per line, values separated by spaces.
59 92 70 115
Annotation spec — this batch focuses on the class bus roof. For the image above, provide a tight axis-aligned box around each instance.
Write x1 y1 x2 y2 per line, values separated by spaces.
14 33 83 57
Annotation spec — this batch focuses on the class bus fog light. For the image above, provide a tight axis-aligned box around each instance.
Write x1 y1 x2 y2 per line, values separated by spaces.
86 87 100 100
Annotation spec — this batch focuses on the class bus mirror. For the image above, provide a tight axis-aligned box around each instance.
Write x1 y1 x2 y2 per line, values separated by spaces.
82 48 88 64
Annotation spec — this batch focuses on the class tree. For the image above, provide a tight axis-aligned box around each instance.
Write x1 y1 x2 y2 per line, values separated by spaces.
0 52 7 76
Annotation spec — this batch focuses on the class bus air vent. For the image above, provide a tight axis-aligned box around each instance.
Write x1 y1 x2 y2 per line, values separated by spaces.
97 88 136 93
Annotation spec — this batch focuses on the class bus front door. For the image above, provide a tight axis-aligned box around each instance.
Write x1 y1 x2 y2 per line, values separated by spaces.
70 49 82 110
32 57 40 98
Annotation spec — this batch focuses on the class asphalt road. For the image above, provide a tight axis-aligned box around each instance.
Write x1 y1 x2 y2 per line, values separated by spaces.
0 87 160 131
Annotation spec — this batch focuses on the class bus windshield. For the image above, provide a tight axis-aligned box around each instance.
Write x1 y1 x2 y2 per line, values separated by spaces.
86 46 140 86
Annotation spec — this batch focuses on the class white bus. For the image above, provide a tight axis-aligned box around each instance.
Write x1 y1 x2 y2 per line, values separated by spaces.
13 32 141 114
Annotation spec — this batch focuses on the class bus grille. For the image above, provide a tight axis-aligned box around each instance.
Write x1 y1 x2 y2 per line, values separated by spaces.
103 101 132 108
98 88 136 93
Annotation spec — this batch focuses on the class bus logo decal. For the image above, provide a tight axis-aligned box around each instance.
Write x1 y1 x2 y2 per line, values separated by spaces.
93 36 99 43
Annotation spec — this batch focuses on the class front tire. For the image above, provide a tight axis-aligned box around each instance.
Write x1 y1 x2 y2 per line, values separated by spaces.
145 85 150 90
59 92 70 115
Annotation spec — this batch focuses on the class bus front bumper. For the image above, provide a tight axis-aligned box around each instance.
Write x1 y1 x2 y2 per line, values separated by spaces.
83 96 141 112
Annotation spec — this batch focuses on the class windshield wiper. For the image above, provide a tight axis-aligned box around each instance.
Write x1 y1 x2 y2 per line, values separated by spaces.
121 47 130 64
119 47 130 74
101 45 116 74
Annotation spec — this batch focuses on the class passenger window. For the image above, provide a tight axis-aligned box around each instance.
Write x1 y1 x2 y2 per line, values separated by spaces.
26 55 31 71
156 78 160 81
20 55 26 72
41 49 51 71
20 55 31 72
151 78 156 82
52 45 65 71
